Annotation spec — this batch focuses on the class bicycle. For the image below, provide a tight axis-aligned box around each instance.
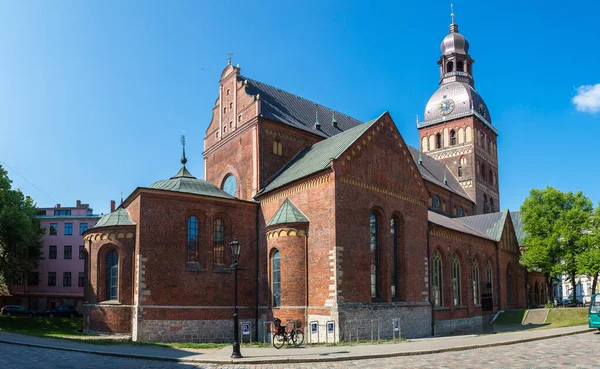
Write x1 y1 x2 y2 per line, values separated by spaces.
272 318 304 349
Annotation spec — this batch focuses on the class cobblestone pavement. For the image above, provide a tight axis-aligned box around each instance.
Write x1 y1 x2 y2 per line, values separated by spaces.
1 331 599 368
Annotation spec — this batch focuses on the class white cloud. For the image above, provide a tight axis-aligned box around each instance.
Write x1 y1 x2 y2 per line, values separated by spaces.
572 84 600 114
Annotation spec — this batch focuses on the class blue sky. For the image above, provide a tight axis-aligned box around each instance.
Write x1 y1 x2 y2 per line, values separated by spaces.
0 0 599 215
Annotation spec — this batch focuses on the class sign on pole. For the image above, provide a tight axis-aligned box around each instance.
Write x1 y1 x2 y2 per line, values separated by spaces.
393 319 399 332
242 322 250 336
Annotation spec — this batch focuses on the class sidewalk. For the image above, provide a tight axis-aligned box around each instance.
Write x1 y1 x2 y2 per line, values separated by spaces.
0 325 594 364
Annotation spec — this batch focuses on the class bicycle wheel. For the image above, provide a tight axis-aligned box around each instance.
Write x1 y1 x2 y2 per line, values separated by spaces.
273 333 285 349
292 329 304 346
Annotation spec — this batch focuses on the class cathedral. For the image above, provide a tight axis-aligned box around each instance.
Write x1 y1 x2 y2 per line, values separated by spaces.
82 16 546 342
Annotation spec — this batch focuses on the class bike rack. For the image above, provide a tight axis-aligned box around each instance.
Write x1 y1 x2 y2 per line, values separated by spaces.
325 320 335 343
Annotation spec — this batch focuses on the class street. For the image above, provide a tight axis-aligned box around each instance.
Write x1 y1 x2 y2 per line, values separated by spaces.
1 331 599 368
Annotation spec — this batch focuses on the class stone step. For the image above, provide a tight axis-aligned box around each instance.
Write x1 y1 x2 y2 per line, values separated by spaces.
522 308 549 325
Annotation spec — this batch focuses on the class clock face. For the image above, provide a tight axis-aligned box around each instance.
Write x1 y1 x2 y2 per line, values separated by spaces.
478 103 487 118
222 175 237 196
438 99 455 115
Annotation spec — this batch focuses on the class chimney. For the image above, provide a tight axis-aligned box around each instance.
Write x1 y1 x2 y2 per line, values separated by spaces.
110 200 116 212
56 204 61 208
76 200 81 207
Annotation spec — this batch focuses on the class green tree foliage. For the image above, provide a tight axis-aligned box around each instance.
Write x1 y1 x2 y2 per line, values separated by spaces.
0 165 44 285
520 186 593 304
578 205 600 295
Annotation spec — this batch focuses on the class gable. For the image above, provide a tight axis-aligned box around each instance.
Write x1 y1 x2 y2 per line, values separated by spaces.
499 212 520 253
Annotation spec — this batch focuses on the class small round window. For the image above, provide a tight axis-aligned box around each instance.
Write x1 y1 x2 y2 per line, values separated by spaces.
222 175 237 196
433 196 440 208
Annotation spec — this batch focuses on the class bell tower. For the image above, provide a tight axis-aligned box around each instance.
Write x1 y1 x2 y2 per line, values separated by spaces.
417 10 500 215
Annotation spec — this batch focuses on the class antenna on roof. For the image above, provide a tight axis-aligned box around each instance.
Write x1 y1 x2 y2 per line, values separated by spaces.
314 110 321 130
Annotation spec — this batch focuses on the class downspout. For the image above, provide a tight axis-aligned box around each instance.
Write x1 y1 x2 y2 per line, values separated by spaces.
427 223 434 336
305 230 309 330
495 242 501 308
255 203 260 342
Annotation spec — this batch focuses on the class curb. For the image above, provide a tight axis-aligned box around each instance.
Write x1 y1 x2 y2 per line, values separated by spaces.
0 328 595 365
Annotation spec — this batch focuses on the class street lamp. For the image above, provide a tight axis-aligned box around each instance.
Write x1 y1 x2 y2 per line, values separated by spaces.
230 237 242 359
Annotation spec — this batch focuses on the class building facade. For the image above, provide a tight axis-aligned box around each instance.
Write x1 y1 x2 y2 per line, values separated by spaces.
10 201 100 312
83 17 531 342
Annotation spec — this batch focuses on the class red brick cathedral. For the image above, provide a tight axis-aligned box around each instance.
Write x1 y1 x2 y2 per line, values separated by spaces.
83 18 545 342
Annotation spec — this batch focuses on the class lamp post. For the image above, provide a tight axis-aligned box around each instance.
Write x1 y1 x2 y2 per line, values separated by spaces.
230 237 242 359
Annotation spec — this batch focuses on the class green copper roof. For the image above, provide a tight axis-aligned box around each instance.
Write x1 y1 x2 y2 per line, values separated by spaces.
94 208 135 229
266 198 309 227
510 211 527 244
457 210 509 242
259 112 385 195
149 165 235 200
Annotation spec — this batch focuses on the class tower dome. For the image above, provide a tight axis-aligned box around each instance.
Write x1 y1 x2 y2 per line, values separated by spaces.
441 30 469 55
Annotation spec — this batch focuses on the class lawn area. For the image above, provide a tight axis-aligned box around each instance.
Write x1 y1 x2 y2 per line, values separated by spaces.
545 308 588 327
0 316 85 339
494 309 526 325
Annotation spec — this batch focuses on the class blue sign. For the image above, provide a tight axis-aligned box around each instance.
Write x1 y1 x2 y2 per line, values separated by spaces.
327 322 334 333
393 319 399 332
311 322 318 334
242 322 250 336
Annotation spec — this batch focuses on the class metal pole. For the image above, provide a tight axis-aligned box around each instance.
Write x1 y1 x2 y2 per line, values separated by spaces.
231 265 242 358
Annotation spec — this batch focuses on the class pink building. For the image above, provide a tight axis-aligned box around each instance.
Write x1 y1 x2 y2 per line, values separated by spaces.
10 200 101 312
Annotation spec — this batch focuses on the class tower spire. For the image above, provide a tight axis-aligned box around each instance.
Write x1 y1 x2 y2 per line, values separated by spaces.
180 134 187 166
450 3 455 24
449 3 459 33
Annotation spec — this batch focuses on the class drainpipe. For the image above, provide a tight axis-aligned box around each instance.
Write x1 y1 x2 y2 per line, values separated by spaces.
305 230 309 331
427 223 434 336
255 203 260 342
495 243 501 309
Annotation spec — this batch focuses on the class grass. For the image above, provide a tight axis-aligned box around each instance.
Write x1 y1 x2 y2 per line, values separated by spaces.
494 310 526 325
545 308 588 327
0 316 86 339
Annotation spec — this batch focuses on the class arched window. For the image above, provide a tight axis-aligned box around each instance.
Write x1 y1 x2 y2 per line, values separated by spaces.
213 219 225 265
450 130 457 145
472 258 480 305
271 250 281 307
370 212 379 299
436 133 442 149
456 61 464 72
452 254 461 306
457 206 463 217
458 166 463 177
187 216 199 263
506 265 514 303
432 251 443 307
481 163 486 179
106 250 118 301
483 194 489 213
447 61 454 73
486 261 494 303
391 217 399 298
489 170 493 184
433 196 440 208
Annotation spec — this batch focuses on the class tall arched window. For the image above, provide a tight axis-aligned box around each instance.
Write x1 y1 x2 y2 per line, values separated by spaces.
506 265 514 303
447 61 454 73
457 206 464 216
271 250 281 307
472 258 480 305
486 261 493 303
436 133 442 149
106 250 118 301
369 212 379 299
187 216 199 263
390 217 399 298
450 130 457 145
432 251 443 307
213 219 225 265
452 254 461 306
483 194 489 213
458 166 463 177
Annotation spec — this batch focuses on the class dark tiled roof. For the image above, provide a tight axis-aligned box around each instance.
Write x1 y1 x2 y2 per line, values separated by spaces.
259 114 384 195
149 165 235 200
242 77 363 138
510 211 526 244
428 211 494 240
457 210 508 242
94 209 135 229
407 146 472 202
266 198 309 227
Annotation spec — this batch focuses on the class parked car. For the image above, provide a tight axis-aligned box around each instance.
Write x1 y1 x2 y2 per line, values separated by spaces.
0 305 35 317
45 305 79 318
561 299 578 307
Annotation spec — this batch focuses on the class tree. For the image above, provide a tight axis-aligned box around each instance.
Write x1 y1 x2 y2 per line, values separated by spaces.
578 205 600 296
519 186 593 304
0 165 44 285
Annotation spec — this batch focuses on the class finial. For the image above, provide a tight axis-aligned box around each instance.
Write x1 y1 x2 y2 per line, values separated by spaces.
450 3 455 24
120 191 123 204
449 3 459 33
180 134 187 166
331 111 338 127
228 52 233 65
443 171 448 184
418 152 423 165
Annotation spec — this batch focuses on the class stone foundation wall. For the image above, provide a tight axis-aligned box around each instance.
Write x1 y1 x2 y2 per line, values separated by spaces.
338 302 431 341
434 316 483 336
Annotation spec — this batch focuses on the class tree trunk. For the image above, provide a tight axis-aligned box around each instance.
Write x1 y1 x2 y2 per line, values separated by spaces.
571 271 577 303
546 277 553 305
593 272 599 296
